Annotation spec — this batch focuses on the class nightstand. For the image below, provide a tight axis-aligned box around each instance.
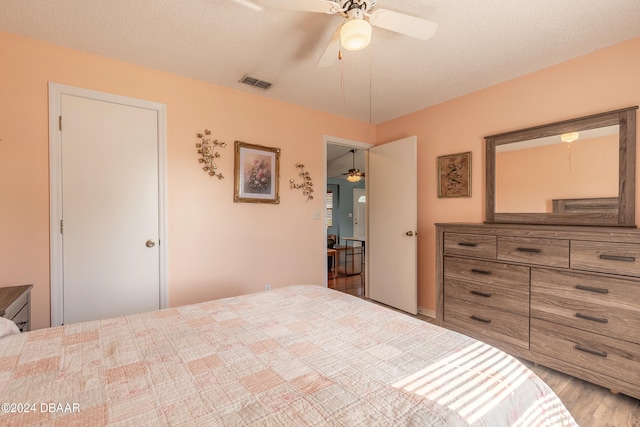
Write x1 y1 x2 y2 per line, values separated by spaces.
0 285 33 332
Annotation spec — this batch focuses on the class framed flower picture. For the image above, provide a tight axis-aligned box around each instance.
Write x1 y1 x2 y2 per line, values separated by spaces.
438 151 471 197
234 141 280 204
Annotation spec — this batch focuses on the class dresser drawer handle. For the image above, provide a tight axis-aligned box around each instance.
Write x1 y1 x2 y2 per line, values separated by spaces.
599 254 636 262
516 247 541 253
470 315 492 324
575 284 609 294
470 269 492 275
575 313 608 324
471 290 492 298
15 321 27 332
575 344 607 358
458 242 478 247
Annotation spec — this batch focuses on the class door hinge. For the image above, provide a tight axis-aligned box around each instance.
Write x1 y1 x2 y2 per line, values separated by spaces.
59 116 62 131
60 219 63 234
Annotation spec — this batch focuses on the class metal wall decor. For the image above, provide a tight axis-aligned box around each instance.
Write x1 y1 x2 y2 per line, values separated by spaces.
196 129 227 179
290 163 314 201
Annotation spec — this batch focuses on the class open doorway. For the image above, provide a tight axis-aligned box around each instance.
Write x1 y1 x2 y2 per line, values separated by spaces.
324 135 419 314
324 136 372 297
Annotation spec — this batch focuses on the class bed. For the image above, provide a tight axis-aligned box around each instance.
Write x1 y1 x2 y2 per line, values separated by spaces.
0 285 576 426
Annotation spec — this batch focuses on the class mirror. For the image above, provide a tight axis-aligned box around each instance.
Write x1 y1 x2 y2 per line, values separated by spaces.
485 106 638 226
496 125 619 213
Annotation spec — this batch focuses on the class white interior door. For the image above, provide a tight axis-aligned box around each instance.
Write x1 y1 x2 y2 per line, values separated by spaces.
59 94 161 324
353 188 366 238
368 136 418 314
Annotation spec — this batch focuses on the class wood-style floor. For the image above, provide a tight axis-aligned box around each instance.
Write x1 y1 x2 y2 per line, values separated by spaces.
520 359 640 427
327 269 365 298
328 272 640 427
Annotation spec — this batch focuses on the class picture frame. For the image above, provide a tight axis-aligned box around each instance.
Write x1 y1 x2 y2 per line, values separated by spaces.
234 141 280 204
438 151 472 198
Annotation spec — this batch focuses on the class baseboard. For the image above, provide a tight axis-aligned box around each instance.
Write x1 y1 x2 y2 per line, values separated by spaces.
418 307 436 318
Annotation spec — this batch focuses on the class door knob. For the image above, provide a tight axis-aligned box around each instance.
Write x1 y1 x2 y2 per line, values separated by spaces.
406 231 414 237
146 240 156 248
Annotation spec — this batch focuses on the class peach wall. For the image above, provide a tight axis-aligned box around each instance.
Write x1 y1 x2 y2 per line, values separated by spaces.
2 29 639 327
0 31 375 329
376 36 640 312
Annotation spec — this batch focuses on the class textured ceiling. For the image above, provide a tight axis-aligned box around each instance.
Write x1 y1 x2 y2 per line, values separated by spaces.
1 1 640 123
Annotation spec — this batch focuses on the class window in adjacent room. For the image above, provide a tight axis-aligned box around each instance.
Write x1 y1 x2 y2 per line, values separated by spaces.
326 191 333 227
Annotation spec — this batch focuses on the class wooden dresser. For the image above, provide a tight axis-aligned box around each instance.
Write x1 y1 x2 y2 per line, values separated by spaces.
0 284 33 332
436 223 640 400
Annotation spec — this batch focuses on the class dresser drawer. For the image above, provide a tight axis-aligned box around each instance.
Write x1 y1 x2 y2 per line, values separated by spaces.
444 297 529 349
531 318 640 385
444 257 529 316
443 232 496 259
571 240 640 277
498 236 569 268
531 268 640 343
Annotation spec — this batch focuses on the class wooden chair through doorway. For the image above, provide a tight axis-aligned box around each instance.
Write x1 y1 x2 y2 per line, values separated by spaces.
327 248 337 276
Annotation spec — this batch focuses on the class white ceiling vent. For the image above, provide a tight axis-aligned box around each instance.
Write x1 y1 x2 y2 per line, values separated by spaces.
239 75 272 90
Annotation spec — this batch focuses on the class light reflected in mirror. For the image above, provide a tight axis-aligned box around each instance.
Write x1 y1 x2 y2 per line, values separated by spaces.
495 125 619 213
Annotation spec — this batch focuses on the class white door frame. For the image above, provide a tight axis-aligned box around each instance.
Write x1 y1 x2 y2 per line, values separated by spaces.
48 82 169 326
323 135 373 290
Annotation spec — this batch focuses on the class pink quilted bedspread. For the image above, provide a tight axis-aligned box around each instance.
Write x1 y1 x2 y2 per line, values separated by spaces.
0 285 576 426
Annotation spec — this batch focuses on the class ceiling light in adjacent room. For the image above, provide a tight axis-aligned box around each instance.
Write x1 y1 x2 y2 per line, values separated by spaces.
343 149 365 182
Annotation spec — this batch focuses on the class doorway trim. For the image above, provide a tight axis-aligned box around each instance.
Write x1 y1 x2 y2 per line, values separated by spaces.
323 135 373 290
48 82 168 326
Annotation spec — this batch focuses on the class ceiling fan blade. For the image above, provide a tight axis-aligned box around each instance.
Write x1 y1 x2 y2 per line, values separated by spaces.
257 0 341 14
368 9 438 40
317 26 341 67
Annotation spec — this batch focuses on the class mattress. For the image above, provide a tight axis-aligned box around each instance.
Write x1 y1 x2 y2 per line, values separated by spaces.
0 284 576 426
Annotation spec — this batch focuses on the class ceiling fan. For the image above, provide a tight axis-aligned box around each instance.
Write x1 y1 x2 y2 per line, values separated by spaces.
343 149 365 182
256 0 438 67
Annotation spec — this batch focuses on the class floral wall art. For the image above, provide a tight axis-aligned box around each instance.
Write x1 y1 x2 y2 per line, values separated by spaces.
234 141 281 204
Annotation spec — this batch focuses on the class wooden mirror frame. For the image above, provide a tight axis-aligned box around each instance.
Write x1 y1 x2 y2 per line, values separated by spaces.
485 106 638 226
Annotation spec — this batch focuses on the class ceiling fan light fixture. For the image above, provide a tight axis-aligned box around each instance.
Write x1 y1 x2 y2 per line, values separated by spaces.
346 173 362 183
340 17 371 51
